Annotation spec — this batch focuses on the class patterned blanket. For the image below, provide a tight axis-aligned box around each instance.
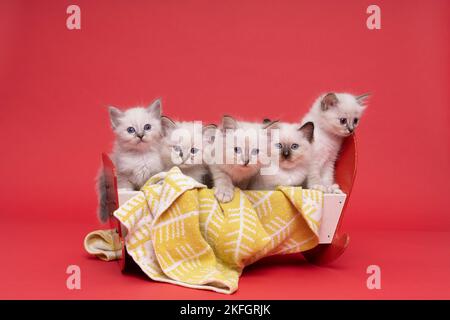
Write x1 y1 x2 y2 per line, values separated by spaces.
108 167 323 294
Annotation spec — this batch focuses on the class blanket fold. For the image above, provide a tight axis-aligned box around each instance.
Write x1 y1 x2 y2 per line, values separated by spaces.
84 229 122 261
88 167 323 294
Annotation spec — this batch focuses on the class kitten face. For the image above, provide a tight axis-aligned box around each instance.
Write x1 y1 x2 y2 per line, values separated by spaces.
162 120 202 168
161 119 204 169
270 122 314 170
109 99 162 151
319 93 367 137
226 134 260 167
219 116 262 175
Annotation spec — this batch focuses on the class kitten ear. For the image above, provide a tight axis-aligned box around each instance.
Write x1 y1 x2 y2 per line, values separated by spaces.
263 120 280 144
355 93 370 106
299 122 314 143
108 106 123 129
321 93 339 111
263 120 280 130
203 124 218 144
161 115 177 136
222 115 238 130
147 98 162 117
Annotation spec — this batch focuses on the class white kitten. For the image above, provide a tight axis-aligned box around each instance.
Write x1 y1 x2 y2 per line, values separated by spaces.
209 115 263 203
96 99 164 222
249 121 314 190
301 92 368 193
160 116 214 185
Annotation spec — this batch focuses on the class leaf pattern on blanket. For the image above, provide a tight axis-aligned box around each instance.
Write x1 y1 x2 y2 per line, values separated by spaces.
113 167 323 294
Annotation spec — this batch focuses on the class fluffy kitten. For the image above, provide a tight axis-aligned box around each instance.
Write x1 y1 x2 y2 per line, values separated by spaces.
96 98 164 222
301 92 369 193
249 121 314 190
160 116 214 185
209 115 263 202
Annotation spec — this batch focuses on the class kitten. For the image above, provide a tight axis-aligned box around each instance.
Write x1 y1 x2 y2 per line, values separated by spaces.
160 116 214 185
249 121 314 190
209 115 263 202
301 92 369 193
96 98 164 222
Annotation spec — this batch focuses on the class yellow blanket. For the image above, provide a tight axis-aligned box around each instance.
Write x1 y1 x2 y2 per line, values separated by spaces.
109 167 323 294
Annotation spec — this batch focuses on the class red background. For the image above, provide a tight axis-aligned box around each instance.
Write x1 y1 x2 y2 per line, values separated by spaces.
0 0 449 299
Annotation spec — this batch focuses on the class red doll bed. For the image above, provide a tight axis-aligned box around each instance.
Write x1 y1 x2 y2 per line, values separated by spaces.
100 134 357 270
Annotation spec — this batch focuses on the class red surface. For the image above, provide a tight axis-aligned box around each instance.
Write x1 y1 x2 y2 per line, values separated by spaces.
0 0 449 299
1 221 449 299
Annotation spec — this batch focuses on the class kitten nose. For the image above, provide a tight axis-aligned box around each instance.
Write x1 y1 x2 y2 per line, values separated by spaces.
136 133 144 139
243 159 250 166
282 146 290 158
348 127 354 133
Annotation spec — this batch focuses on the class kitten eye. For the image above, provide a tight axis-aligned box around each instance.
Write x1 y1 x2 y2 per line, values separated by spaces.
234 147 242 154
190 147 199 154
339 118 347 125
127 127 136 134
144 124 151 131
274 143 283 149
251 148 259 155
353 118 359 125
291 144 299 150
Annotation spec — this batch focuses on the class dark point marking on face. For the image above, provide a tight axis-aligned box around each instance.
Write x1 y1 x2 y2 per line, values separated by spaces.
282 145 291 159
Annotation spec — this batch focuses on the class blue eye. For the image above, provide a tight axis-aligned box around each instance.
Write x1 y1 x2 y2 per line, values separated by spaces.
275 143 282 149
127 127 135 134
234 147 242 154
291 144 299 150
144 124 151 131
190 147 199 154
251 148 259 155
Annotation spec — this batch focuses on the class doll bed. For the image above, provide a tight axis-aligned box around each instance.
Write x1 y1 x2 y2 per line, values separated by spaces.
100 135 356 270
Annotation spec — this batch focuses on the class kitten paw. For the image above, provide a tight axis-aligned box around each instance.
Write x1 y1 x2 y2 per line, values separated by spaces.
215 187 234 203
311 184 327 193
328 184 344 194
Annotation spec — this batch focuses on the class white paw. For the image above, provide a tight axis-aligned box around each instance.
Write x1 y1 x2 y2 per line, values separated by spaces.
215 186 234 203
311 184 327 193
328 184 344 194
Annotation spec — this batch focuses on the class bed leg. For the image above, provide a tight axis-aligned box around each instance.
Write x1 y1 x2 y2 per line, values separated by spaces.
302 233 350 265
